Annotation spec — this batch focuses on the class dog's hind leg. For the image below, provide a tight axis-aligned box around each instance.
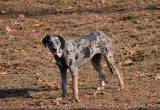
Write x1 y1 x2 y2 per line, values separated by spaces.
91 54 107 90
104 47 124 90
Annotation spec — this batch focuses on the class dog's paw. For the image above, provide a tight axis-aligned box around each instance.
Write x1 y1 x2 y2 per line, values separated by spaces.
72 98 81 103
117 85 125 91
70 96 81 103
120 85 125 90
97 86 105 91
56 97 63 101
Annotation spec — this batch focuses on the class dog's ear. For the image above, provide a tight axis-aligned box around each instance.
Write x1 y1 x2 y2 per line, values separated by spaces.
42 34 50 47
58 35 66 49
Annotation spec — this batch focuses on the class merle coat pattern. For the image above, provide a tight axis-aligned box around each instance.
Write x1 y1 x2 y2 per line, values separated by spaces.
42 31 124 101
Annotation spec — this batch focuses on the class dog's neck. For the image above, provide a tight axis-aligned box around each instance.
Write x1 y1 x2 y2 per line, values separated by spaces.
54 53 68 68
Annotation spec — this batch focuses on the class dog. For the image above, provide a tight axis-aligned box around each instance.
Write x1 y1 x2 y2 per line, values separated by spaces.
42 31 124 101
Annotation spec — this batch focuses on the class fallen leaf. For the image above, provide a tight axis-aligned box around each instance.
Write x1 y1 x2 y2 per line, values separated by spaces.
0 72 7 75
15 47 25 52
121 59 133 66
65 6 73 10
6 26 12 33
32 23 43 28
9 35 15 40
54 83 61 90
52 100 60 105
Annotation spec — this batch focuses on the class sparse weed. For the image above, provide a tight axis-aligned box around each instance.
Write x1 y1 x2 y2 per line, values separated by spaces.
123 15 137 21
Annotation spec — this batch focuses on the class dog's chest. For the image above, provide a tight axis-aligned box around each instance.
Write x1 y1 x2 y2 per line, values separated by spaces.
55 57 68 68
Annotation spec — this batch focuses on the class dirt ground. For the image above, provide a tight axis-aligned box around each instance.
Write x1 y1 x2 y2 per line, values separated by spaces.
0 0 160 109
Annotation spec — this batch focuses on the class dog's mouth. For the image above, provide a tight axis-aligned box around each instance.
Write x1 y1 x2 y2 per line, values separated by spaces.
52 49 62 57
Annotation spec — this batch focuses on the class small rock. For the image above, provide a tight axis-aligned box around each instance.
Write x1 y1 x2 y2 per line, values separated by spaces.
121 59 133 66
135 20 140 23
18 14 25 18
144 18 149 22
155 74 160 80
1 10 7 14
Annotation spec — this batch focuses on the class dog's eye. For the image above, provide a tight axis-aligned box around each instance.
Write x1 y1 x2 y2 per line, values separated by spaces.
48 42 52 46
56 41 60 44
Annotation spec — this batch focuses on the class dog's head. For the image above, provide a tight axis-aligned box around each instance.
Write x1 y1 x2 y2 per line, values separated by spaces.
42 34 65 57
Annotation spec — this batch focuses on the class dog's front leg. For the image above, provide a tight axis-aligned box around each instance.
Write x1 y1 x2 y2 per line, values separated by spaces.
58 66 67 99
70 64 79 102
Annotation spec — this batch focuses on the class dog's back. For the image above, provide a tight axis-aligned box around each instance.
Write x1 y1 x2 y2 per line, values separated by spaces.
78 31 111 44
65 32 112 67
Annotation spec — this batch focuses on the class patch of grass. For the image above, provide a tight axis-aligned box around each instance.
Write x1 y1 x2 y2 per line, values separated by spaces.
122 15 137 21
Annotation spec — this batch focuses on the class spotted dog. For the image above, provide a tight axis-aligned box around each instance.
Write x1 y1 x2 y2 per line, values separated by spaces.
42 31 124 101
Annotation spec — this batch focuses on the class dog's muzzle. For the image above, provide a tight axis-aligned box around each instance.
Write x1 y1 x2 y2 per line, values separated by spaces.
52 48 57 52
51 48 62 57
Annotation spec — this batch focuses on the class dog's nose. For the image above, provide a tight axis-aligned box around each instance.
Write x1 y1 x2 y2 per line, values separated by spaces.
52 48 57 52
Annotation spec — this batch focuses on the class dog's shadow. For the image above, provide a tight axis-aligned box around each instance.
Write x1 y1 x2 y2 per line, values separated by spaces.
0 84 120 99
0 86 55 99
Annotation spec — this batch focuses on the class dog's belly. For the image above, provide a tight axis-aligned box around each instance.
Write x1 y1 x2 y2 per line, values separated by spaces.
75 51 102 67
76 57 90 67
